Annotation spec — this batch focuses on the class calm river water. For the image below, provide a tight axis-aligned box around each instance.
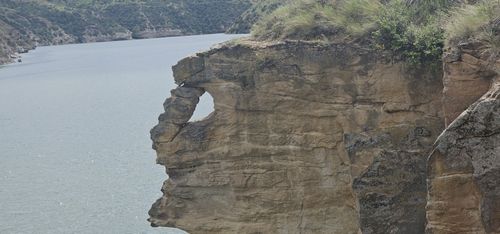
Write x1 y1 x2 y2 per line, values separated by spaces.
0 34 242 234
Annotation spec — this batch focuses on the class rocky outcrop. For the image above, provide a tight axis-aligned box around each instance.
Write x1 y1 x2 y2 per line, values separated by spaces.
0 7 75 64
149 40 444 233
441 44 498 126
426 44 500 234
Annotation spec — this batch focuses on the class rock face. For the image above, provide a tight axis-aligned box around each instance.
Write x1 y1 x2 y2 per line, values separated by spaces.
441 44 497 126
426 44 500 234
149 40 444 233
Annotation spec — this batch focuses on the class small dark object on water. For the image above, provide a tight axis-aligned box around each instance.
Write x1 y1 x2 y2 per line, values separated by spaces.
17 59 22 63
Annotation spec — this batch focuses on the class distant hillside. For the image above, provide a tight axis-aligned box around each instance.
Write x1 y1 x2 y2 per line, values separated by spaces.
0 0 252 64
226 0 288 34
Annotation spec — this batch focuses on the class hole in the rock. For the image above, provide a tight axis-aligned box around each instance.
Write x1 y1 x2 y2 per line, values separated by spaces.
189 91 214 122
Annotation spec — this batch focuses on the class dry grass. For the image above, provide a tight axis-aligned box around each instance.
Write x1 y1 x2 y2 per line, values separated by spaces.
251 0 381 41
445 0 500 48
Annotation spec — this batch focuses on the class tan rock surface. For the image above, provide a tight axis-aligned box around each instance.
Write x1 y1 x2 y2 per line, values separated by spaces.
426 44 500 234
149 40 444 233
442 43 497 126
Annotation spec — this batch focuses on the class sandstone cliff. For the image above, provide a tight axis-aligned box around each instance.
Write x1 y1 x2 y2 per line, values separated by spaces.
149 40 444 233
426 43 500 234
147 1 500 232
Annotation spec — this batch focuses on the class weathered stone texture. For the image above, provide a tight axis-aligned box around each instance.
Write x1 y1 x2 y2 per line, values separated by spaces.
442 44 498 126
149 40 444 233
426 44 500 234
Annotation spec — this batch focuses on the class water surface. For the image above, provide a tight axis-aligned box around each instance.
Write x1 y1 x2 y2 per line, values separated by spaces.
0 34 243 234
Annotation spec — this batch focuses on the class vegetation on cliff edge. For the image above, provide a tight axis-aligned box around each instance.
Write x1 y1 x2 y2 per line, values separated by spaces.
445 0 500 50
251 0 499 66
226 0 291 33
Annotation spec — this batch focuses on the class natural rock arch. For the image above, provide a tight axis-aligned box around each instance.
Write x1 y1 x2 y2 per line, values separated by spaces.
189 91 214 122
150 86 205 145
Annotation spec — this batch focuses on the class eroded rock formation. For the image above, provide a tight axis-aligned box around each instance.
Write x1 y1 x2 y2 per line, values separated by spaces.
149 40 444 233
426 43 500 234
441 44 498 126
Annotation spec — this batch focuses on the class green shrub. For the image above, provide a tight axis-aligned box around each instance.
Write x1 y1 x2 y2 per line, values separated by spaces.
371 0 446 65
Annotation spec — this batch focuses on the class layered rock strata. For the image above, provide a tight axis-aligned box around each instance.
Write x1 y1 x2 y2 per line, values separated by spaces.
150 40 444 233
426 44 500 234
441 44 498 126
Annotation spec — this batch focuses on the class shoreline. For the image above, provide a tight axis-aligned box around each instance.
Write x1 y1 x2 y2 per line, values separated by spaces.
1 32 248 66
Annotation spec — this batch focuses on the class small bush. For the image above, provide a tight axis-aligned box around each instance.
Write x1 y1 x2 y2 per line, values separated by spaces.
371 0 447 65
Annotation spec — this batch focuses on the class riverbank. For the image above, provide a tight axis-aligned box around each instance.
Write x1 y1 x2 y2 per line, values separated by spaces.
0 0 253 65
0 31 221 65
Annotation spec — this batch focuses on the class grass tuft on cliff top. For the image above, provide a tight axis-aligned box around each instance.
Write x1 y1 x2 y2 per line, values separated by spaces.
251 0 499 65
251 0 382 41
445 0 500 49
